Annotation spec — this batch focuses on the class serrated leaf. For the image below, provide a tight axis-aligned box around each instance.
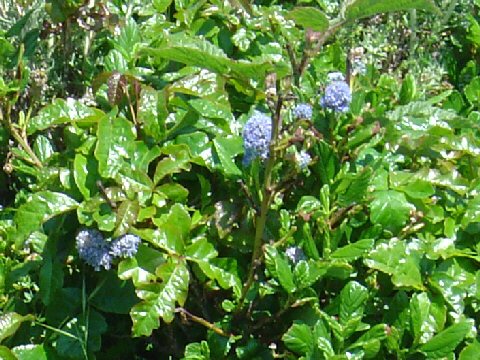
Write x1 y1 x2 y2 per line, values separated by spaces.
410 292 433 345
288 7 329 32
465 77 480 106
331 239 374 260
150 204 191 254
185 238 218 260
197 259 241 297
282 322 314 355
73 153 99 199
114 200 140 238
419 321 471 358
365 239 423 289
118 245 163 286
0 312 34 343
144 33 273 83
117 168 153 205
28 98 102 135
339 281 368 325
11 344 48 360
14 191 78 247
345 0 440 21
94 114 136 179
131 261 189 336
154 147 191 184
213 137 242 177
369 190 412 232
264 245 296 293
459 340 480 360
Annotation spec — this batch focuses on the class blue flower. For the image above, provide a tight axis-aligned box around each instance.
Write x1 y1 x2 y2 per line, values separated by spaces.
242 112 272 166
76 229 112 271
285 246 307 264
320 79 352 112
293 103 313 120
327 72 345 82
110 234 141 258
296 151 311 169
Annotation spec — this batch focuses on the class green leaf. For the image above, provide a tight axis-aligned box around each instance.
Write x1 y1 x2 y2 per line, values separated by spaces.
288 7 329 32
117 245 163 286
183 341 211 360
154 146 192 184
369 190 412 232
293 260 326 289
94 114 136 179
365 239 424 289
117 168 153 205
138 86 165 141
282 322 314 355
56 310 107 359
0 346 16 360
399 73 417 105
28 98 102 135
33 135 55 163
144 33 273 83
410 292 434 345
131 260 190 336
73 153 99 199
339 281 368 325
185 238 218 260
344 0 440 21
150 204 191 254
114 200 140 238
331 239 374 261
14 191 78 247
114 18 142 62
264 245 296 293
197 259 242 298
39 256 64 306
90 272 139 314
459 340 480 360
0 312 34 343
12 344 48 360
465 77 480 106
213 137 242 177
419 321 471 358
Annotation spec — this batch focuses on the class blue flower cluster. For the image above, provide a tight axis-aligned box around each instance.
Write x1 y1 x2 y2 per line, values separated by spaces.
285 246 307 264
320 73 352 112
76 229 141 271
296 151 311 169
76 229 112 271
110 234 141 258
242 112 272 166
292 103 313 120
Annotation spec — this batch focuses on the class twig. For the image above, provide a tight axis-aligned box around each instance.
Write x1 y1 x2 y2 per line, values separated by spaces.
175 307 233 337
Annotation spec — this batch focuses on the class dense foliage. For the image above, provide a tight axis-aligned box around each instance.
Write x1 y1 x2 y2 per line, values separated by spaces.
1 0 480 359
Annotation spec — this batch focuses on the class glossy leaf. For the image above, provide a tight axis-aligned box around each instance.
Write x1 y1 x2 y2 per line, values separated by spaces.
14 191 78 246
0 312 34 343
419 321 471 358
131 260 190 336
345 0 440 21
150 204 191 254
282 322 314 355
28 98 102 135
369 190 412 232
288 7 329 32
94 114 136 179
11 344 48 360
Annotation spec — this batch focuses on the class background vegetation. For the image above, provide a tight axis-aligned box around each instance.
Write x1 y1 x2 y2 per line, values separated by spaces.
1 0 480 359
